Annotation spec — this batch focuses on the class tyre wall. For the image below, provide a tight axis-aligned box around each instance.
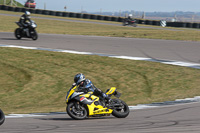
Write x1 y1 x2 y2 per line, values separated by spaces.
55 11 63 17
14 7 22 12
42 10 50 15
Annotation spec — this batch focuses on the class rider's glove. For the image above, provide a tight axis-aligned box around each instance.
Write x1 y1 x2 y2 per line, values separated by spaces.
24 24 28 27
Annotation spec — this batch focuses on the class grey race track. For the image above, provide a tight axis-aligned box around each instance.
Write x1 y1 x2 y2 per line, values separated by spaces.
0 32 200 63
1 103 200 133
0 32 200 133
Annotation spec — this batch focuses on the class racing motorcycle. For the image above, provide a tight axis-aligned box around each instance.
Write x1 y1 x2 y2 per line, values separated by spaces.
0 109 5 125
66 86 129 120
123 19 137 27
14 20 38 40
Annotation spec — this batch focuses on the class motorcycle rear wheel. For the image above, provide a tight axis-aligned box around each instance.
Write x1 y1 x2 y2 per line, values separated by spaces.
66 102 88 120
0 109 5 125
14 28 22 40
112 99 129 118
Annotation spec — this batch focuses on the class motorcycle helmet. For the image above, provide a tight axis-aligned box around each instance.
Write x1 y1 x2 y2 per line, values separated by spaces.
25 11 31 16
74 73 85 85
128 14 132 17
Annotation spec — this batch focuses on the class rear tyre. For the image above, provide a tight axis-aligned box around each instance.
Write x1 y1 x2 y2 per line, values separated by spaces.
66 102 87 120
0 109 5 125
15 28 22 39
112 99 129 118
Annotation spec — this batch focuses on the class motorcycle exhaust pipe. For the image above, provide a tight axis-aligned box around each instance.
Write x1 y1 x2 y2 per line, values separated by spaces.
0 109 5 126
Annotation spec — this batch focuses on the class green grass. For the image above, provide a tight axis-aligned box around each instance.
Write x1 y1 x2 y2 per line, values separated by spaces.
0 47 200 114
1 10 200 41
0 0 23 7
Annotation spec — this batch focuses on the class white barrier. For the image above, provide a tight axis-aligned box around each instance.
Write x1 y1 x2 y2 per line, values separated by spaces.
160 20 167 27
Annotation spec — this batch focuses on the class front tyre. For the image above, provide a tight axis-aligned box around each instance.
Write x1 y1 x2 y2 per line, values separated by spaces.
0 109 5 125
66 102 87 120
31 30 38 40
132 23 137 27
122 22 126 26
14 28 22 39
112 99 129 118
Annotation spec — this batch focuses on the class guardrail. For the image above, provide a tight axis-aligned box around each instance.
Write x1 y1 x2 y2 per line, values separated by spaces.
0 5 200 29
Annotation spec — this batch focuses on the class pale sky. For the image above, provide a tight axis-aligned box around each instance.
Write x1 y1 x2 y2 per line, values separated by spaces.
16 0 200 13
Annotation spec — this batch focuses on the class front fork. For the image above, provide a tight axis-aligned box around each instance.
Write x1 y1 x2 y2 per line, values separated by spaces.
75 102 80 109
75 102 85 111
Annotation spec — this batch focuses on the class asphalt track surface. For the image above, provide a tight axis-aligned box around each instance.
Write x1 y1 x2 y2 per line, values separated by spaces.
0 32 200 64
1 103 200 133
0 32 200 132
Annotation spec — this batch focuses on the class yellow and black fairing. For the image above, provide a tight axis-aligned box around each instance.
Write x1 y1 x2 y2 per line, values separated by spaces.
106 87 121 98
77 87 121 116
68 91 112 116
66 86 94 105
79 92 113 116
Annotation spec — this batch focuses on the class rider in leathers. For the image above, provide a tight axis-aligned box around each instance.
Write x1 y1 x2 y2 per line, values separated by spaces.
19 11 32 37
19 11 32 29
124 14 134 24
73 73 111 103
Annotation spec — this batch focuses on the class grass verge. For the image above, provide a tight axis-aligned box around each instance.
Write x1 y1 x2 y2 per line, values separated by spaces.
0 0 23 7
0 47 200 114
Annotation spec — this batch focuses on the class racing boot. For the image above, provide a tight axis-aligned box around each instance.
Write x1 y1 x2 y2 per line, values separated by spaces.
102 93 112 104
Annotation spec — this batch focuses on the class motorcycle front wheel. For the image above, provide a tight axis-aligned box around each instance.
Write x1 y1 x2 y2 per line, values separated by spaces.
132 23 137 27
31 30 38 40
0 109 5 125
66 102 88 120
14 28 22 39
112 99 129 118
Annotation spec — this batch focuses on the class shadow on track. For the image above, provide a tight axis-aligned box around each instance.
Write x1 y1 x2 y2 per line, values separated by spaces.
0 38 34 41
0 38 18 40
36 116 115 121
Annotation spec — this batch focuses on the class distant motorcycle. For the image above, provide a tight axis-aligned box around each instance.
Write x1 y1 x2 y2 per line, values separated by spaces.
123 19 137 27
0 109 5 125
15 20 38 40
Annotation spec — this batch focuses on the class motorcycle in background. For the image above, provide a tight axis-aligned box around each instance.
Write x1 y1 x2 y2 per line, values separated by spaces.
123 19 137 27
15 20 38 40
